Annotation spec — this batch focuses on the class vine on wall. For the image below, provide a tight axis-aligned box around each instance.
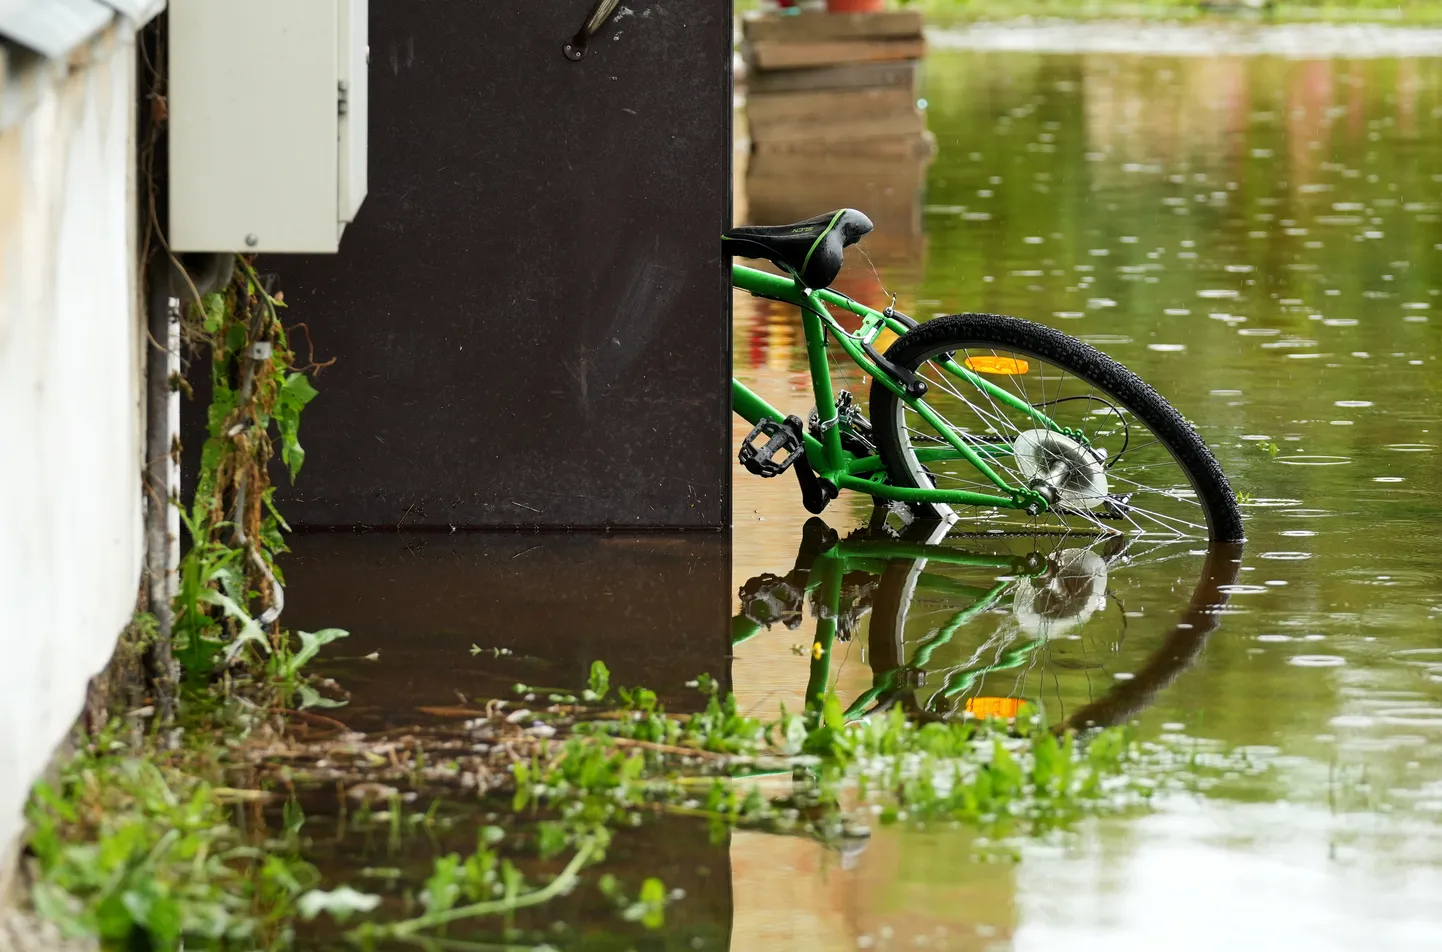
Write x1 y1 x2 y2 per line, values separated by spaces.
171 260 342 691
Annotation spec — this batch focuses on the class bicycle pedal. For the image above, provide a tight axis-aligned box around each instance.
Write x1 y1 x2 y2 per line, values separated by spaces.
739 415 805 477
739 573 804 629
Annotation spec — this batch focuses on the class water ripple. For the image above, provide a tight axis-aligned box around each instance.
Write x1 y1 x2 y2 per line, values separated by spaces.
1288 655 1347 667
1277 455 1352 466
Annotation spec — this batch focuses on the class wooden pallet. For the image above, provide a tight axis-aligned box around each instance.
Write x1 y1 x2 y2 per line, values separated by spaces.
747 59 918 96
738 9 931 245
742 10 925 42
740 10 927 147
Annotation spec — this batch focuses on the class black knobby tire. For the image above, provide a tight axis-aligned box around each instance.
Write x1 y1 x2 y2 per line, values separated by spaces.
869 313 1245 543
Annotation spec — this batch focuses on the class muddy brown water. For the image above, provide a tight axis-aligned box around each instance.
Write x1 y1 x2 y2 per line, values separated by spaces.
287 35 1442 951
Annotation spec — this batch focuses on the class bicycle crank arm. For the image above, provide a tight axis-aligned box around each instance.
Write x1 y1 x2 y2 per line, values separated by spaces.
794 452 838 515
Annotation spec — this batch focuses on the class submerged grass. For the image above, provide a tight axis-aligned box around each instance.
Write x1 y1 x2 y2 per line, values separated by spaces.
22 660 1261 949
298 665 1185 946
23 716 316 950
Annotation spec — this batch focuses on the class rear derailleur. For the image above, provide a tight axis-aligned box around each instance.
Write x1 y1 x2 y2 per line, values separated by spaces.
808 390 876 459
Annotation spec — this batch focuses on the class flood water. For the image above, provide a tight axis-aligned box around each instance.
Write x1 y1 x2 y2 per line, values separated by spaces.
293 32 1442 951
736 39 1442 951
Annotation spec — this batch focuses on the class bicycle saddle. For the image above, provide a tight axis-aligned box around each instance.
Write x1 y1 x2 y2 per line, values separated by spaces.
722 208 874 290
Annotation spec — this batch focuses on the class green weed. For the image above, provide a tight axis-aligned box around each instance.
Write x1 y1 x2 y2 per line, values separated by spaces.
26 660 1225 948
351 670 1154 945
24 724 317 951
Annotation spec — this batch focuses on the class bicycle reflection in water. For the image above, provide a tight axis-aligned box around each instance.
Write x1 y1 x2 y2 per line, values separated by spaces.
732 517 1244 733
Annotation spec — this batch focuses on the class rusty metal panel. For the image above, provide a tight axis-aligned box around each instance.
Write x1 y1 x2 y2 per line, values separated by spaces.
270 0 733 528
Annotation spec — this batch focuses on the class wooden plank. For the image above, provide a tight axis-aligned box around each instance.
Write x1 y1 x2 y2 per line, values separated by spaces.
746 60 918 95
745 166 931 210
747 86 917 128
748 38 926 71
744 193 923 238
742 10 925 43
748 154 931 184
748 109 925 145
751 130 936 158
744 188 927 229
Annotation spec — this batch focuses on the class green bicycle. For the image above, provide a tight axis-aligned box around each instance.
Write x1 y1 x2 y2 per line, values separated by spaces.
723 209 1245 543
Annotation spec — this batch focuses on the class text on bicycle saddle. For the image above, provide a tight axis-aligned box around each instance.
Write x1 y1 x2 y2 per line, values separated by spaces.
723 209 874 290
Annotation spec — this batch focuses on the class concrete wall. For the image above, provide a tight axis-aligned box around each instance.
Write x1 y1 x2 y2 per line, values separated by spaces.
0 25 144 876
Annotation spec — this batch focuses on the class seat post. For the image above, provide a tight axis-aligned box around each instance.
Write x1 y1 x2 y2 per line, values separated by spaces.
798 293 844 476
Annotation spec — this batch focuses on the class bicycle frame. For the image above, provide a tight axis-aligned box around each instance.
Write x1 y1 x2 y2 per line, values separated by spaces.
842 578 1036 721
731 263 1072 513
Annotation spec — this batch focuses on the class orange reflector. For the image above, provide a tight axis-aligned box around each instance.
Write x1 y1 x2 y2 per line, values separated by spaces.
965 696 1023 719
964 356 1029 375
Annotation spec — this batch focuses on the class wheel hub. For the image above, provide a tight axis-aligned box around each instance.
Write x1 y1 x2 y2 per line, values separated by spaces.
1013 429 1109 510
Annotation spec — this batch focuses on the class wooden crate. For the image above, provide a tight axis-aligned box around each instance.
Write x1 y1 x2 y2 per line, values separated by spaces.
740 9 927 148
747 60 918 96
745 142 932 262
738 8 931 247
746 38 925 72
751 130 936 159
747 86 921 143
741 10 925 43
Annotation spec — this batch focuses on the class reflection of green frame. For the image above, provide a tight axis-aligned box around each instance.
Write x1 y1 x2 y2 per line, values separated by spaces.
843 579 1033 721
730 534 1043 716
731 263 1073 512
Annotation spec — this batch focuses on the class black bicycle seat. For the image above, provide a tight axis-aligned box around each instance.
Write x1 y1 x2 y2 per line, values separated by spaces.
722 209 874 290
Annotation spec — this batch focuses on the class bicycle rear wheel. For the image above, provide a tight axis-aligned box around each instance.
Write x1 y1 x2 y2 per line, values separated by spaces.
869 313 1244 543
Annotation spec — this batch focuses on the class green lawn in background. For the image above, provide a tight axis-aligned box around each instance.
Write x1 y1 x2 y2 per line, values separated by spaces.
736 0 1442 25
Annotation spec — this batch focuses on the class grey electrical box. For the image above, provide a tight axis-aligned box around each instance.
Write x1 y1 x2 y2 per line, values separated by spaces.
168 0 368 253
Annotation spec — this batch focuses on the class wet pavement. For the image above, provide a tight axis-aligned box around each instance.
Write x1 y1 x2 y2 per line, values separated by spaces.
293 31 1442 951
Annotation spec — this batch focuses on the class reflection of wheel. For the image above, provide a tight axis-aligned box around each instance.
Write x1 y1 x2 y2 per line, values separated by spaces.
863 532 1244 727
1012 547 1108 639
1062 542 1243 732
864 519 956 715
869 314 1244 543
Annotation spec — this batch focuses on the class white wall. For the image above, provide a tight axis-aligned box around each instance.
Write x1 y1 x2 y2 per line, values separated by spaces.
0 25 144 870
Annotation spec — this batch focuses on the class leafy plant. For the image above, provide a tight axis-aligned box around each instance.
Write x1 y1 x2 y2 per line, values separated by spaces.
171 258 330 689
621 877 668 930
583 660 611 702
25 726 316 951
